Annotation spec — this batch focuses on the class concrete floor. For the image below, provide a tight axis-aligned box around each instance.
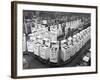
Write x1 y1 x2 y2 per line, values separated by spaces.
23 40 90 69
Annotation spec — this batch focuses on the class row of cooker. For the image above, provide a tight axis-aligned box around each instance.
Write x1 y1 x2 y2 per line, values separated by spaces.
22 26 90 63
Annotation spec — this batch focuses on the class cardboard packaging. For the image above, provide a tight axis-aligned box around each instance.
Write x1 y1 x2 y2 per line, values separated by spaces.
36 36 43 44
33 42 41 56
43 38 50 47
39 45 50 60
22 34 26 52
67 37 74 57
42 20 47 24
61 40 66 61
27 40 34 52
28 33 36 41
79 31 83 48
37 24 42 29
76 33 81 51
83 56 90 62
72 35 77 54
43 31 50 39
61 40 71 61
65 26 68 33
81 31 84 47
50 32 57 41
43 38 51 59
32 35 43 56
58 24 63 36
49 41 59 63
40 38 50 60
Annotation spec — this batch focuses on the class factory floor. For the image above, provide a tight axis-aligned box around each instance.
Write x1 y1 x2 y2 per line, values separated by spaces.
23 40 91 69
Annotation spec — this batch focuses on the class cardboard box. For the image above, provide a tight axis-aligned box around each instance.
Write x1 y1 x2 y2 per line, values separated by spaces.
67 37 74 57
50 32 57 41
22 34 26 52
42 20 47 24
72 35 77 54
33 42 41 56
31 27 37 33
61 40 68 61
65 46 71 61
40 45 47 59
36 36 43 44
58 24 63 36
61 45 70 61
43 31 50 39
39 44 50 60
43 38 50 47
83 56 90 62
37 24 42 29
27 40 34 52
68 37 72 45
28 33 36 41
49 41 59 63
65 26 68 35
76 33 81 50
